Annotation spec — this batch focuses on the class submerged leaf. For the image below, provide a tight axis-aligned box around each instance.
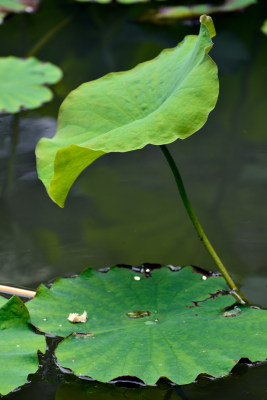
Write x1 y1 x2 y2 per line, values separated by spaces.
140 0 257 23
36 16 219 207
0 296 45 396
0 57 62 113
26 266 267 385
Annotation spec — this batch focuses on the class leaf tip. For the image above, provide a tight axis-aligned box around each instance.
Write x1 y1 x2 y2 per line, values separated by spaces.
200 15 216 38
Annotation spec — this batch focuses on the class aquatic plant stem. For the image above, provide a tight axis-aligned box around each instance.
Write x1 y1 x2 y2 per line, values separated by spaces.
160 144 239 292
27 16 72 57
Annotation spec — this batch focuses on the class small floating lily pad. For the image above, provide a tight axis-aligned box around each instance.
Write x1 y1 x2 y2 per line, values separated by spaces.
0 296 46 396
26 266 267 385
0 0 40 23
0 56 62 113
141 0 257 23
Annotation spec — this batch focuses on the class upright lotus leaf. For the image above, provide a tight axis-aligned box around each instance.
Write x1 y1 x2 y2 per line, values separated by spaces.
141 0 257 23
36 16 219 207
27 266 267 384
0 57 62 113
0 296 46 396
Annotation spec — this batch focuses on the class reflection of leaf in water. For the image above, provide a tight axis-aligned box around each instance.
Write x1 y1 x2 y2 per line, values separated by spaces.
33 229 61 264
56 380 184 400
78 164 198 267
0 296 46 396
140 0 257 24
27 266 267 385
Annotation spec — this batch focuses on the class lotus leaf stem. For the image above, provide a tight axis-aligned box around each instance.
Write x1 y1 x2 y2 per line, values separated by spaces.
160 144 247 303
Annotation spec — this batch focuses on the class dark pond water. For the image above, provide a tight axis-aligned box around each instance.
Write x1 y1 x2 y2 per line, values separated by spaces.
0 0 267 398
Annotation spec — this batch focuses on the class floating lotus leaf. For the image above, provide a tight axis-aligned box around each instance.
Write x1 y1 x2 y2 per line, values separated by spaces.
36 16 218 207
27 266 267 385
0 296 6 307
141 0 257 23
0 0 39 23
0 56 62 113
0 296 46 396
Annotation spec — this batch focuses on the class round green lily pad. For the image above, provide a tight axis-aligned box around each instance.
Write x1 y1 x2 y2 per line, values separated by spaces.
0 56 62 113
0 296 46 396
26 266 267 385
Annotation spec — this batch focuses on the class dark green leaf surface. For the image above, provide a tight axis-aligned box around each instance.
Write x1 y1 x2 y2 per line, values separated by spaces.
36 16 218 207
0 296 46 396
27 267 267 384
0 57 62 113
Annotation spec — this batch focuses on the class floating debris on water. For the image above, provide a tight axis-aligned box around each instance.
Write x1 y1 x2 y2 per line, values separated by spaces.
126 310 151 319
68 311 87 323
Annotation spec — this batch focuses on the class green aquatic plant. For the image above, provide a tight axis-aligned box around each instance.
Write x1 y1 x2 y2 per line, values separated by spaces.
26 266 267 385
140 0 257 24
35 15 218 208
35 15 240 293
0 56 62 113
0 296 45 396
1 14 266 397
0 56 62 198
